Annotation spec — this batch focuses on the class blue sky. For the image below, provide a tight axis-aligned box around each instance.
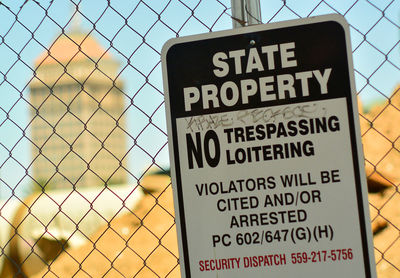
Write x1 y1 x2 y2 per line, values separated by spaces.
0 0 399 200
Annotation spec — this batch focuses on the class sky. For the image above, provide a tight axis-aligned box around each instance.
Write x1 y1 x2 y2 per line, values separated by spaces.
0 0 399 200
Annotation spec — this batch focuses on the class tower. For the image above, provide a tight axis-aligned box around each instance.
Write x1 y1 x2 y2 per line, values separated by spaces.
29 30 127 189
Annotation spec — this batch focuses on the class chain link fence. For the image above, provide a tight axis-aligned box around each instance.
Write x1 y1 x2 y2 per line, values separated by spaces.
0 0 399 277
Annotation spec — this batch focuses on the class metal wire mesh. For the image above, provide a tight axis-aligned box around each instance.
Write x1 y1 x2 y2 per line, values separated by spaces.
0 0 399 277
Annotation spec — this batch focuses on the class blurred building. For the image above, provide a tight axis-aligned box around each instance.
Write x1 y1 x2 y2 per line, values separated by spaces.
29 29 127 189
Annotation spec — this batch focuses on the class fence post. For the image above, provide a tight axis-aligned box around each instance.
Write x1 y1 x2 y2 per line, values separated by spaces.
231 0 261 28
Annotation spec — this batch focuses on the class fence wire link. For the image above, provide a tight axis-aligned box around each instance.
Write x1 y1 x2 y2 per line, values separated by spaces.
0 0 399 277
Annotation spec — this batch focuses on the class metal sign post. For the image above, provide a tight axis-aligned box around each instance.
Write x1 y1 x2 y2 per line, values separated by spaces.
231 0 261 27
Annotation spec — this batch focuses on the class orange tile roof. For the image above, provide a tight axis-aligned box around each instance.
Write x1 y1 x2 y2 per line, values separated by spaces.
35 32 112 66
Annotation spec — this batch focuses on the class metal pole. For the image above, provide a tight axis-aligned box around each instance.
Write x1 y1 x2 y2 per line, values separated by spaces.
231 0 262 28
245 0 262 25
231 0 246 28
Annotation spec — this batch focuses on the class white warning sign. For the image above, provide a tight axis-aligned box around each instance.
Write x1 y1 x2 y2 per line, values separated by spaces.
162 14 376 278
